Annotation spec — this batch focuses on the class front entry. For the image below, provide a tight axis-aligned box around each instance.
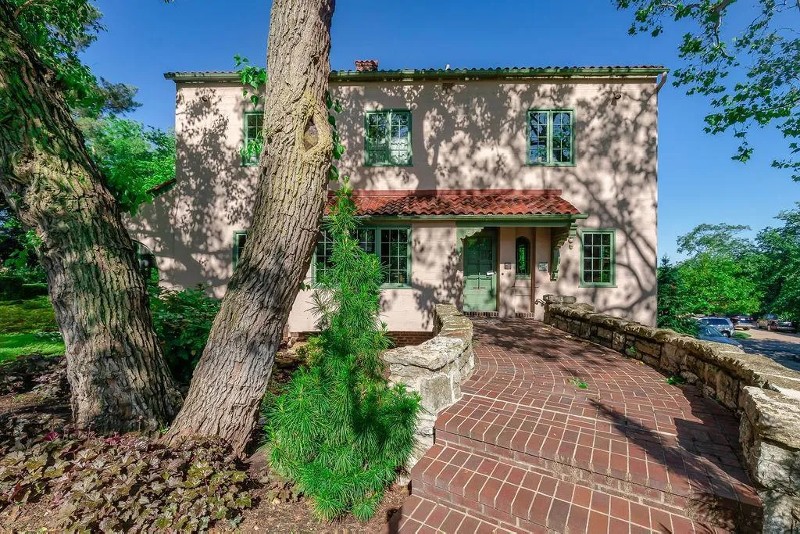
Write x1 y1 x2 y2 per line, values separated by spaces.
463 231 497 312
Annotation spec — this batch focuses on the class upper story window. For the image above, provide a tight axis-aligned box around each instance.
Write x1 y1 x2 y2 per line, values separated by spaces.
527 110 574 165
315 227 410 287
232 231 248 268
364 110 412 167
580 229 615 287
242 112 264 166
515 237 531 277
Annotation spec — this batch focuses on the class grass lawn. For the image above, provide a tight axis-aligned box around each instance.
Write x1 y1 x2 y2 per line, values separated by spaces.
733 332 752 340
0 296 63 364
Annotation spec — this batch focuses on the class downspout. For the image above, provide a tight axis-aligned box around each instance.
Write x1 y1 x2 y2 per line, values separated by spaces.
655 71 668 93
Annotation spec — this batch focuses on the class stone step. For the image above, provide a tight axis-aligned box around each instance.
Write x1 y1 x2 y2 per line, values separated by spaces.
410 443 723 534
433 392 761 525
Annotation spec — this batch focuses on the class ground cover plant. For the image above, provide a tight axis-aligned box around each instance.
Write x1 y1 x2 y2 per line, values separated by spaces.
264 186 419 521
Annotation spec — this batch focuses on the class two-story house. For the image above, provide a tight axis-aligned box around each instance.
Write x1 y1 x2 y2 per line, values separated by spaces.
129 62 663 340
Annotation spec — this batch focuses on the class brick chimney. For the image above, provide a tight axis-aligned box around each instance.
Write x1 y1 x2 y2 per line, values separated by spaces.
355 59 379 72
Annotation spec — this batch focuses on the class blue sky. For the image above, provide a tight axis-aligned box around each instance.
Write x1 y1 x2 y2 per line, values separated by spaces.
81 0 798 260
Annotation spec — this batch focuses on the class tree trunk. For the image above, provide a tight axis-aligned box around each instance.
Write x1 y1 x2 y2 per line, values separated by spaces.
0 1 182 432
165 0 335 454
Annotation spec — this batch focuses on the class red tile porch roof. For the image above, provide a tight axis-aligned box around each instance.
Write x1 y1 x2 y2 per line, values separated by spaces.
327 189 581 217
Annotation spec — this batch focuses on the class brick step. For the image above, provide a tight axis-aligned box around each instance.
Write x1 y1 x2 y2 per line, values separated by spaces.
410 443 720 534
394 494 534 534
434 393 760 519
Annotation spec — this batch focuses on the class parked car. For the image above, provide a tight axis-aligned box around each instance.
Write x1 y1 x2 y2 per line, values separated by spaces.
697 324 743 348
757 314 796 332
730 315 757 330
699 317 735 338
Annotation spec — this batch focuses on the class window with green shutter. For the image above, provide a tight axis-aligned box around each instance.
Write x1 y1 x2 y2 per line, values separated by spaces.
527 110 575 165
314 226 410 287
580 230 615 287
364 110 412 166
242 112 264 166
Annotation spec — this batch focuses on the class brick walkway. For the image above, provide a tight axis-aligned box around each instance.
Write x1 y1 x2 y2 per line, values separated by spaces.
394 319 762 533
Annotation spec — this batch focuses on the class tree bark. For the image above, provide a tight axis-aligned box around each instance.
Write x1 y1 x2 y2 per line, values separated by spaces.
0 1 182 432
164 0 335 454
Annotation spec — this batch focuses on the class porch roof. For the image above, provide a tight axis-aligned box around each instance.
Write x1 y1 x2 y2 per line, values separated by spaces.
327 189 582 219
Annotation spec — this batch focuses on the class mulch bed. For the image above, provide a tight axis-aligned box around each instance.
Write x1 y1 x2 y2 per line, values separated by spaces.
0 346 410 533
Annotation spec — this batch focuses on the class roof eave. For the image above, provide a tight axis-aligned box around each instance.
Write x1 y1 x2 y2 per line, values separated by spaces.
164 67 667 84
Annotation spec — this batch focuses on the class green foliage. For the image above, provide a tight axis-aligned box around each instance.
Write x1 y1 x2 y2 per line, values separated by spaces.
265 186 419 521
616 0 800 179
656 256 698 335
150 286 220 384
733 332 751 340
755 203 800 320
678 253 761 315
666 375 687 386
569 377 588 389
81 117 176 215
0 433 252 532
0 297 58 334
0 297 62 363
0 332 64 364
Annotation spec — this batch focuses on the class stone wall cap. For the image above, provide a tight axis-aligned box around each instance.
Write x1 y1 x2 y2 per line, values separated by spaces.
383 335 466 371
743 386 800 450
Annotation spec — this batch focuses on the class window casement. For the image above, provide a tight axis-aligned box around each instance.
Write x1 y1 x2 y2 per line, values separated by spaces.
580 230 615 287
515 237 531 277
242 112 264 166
527 109 575 165
232 231 248 268
314 227 411 287
364 110 412 166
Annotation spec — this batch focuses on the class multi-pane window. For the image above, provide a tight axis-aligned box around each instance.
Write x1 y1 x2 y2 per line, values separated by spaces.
380 229 410 285
527 110 574 165
314 227 410 286
515 237 531 276
365 110 412 166
581 230 615 286
242 112 264 166
233 231 248 268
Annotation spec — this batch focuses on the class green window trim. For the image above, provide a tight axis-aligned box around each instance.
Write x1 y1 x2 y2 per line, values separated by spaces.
314 226 412 288
364 109 412 167
232 231 248 268
526 109 575 166
579 229 616 287
241 112 264 167
515 236 531 277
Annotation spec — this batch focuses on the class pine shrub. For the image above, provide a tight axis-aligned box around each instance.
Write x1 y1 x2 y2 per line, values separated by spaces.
264 185 419 521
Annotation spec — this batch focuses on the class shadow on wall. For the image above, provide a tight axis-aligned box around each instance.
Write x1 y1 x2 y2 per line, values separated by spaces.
334 79 657 323
130 76 657 325
128 83 259 296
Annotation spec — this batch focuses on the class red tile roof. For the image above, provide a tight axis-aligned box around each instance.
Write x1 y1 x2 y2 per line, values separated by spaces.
327 189 581 217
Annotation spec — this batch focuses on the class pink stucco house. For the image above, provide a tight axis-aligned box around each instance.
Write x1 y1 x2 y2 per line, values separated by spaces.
130 63 664 338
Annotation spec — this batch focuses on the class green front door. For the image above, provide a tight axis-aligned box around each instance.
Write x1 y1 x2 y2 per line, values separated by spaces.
463 232 497 312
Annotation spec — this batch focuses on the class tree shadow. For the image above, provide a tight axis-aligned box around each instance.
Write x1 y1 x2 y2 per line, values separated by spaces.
591 398 763 533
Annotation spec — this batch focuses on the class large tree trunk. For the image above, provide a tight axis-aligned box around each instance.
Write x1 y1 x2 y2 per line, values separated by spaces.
165 0 335 454
0 1 182 432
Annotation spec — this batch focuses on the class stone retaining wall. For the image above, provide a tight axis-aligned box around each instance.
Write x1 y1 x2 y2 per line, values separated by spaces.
543 295 800 533
382 304 475 471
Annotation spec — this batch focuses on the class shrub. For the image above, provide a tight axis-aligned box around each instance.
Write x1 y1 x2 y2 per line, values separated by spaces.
265 185 419 521
150 286 220 384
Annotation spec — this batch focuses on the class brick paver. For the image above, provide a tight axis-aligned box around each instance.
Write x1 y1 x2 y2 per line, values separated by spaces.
395 319 762 533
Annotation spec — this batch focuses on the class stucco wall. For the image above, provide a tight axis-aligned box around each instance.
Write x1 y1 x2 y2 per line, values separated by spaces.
129 75 658 327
